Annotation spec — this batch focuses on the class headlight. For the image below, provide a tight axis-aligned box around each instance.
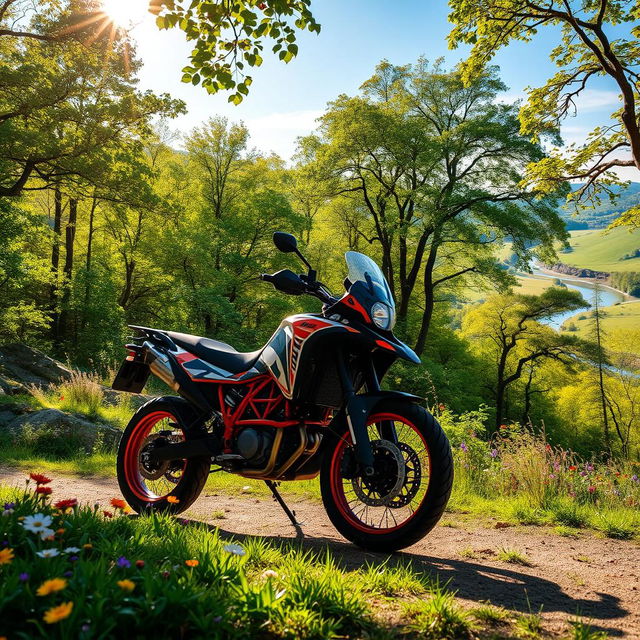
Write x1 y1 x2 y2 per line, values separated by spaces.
371 302 391 330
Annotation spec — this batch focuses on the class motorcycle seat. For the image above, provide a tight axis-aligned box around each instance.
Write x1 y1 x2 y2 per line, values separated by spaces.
166 331 262 374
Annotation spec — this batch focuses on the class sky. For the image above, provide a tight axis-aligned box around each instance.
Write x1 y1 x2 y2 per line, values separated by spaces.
123 0 626 169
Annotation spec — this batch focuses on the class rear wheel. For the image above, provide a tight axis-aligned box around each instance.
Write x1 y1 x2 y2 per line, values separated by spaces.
116 397 210 514
320 400 453 551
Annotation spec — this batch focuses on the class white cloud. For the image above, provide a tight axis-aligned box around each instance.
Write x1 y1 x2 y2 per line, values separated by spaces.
574 89 621 111
245 109 324 160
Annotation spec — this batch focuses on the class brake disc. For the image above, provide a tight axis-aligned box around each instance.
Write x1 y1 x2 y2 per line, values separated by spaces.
351 440 406 507
388 441 423 508
138 433 171 481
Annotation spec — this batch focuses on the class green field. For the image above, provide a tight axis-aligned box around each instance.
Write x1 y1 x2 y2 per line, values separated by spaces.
560 227 640 273
562 300 640 343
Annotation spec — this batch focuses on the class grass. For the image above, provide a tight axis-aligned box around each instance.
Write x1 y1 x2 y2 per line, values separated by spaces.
562 299 640 341
0 482 532 639
560 227 640 273
497 547 533 567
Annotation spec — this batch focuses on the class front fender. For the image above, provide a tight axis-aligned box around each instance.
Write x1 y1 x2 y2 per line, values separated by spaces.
331 390 424 471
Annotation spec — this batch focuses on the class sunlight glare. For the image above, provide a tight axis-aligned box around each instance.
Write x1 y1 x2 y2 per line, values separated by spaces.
101 0 149 28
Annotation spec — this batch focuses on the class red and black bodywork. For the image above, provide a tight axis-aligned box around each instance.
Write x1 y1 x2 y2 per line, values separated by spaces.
113 249 421 479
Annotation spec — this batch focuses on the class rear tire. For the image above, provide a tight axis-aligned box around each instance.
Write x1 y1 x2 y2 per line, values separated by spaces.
116 396 210 515
320 400 453 552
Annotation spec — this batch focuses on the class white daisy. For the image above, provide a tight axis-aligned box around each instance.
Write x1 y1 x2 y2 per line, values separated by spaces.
36 548 60 558
39 528 55 541
22 513 53 534
63 547 81 554
223 543 246 557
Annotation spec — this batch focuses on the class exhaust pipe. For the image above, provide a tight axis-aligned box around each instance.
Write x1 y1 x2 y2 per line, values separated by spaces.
144 341 180 392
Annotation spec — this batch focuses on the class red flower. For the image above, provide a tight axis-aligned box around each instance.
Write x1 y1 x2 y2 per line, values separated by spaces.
54 499 77 510
35 486 52 495
569 465 577 471
135 560 145 569
102 510 113 519
258 2 266 8
588 486 596 493
30 473 52 485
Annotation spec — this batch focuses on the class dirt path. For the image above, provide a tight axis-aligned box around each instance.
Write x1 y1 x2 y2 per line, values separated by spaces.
2 469 638 638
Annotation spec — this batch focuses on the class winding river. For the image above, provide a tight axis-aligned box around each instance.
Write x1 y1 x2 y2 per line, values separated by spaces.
521 263 627 330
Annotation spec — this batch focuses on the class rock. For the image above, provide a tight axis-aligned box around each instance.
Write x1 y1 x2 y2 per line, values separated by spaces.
0 343 72 391
6 408 121 453
542 262 610 280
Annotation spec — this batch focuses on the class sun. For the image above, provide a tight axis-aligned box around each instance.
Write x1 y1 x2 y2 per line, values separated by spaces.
100 0 149 28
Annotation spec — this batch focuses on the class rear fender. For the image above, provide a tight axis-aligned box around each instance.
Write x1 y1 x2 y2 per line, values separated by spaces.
330 390 424 470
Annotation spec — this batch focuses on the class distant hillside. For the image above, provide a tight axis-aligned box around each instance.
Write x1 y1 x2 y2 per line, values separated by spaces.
559 227 640 274
559 182 640 229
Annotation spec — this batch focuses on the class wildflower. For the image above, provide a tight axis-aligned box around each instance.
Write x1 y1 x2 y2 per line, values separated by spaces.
30 473 52 485
185 559 199 567
64 547 81 554
22 513 53 534
54 499 78 510
632 475 639 483
549 474 556 479
102 511 113 518
167 495 180 504
82 544 92 550
35 486 53 496
37 549 60 559
43 601 73 624
223 543 246 557
56 528 65 536
569 465 577 471
40 528 55 541
37 578 67 596
18 572 29 582
580 471 588 477
499 424 508 430
117 579 135 592
0 548 14 564
490 448 498 459
116 556 131 568
588 486 596 493
241 486 252 493
586 463 594 472
2 502 15 515
262 569 278 579
135 560 145 569
110 498 127 510
64 570 73 577
460 442 468 453
69 556 79 563
161 570 170 579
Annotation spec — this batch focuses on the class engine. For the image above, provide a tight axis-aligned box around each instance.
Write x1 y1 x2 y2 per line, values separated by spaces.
236 427 275 465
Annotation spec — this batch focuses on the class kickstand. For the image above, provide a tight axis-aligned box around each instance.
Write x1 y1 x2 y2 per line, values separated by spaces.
264 480 303 538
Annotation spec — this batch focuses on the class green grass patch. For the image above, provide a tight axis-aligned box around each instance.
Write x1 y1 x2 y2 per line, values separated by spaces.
497 547 533 567
562 227 640 273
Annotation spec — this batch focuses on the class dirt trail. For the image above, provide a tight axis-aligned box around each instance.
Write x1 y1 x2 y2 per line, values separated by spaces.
2 469 639 638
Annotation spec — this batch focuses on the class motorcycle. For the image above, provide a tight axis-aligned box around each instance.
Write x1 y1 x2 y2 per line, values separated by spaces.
112 232 453 551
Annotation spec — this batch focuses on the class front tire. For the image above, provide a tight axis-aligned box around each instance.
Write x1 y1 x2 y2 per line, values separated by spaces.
320 400 453 552
116 396 210 515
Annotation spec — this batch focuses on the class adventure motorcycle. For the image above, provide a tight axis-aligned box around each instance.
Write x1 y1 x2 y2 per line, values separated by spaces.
112 232 453 551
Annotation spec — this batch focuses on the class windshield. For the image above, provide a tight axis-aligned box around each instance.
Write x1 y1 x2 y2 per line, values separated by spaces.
345 251 396 322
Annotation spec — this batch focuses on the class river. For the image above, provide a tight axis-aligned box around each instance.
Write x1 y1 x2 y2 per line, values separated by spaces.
521 263 627 330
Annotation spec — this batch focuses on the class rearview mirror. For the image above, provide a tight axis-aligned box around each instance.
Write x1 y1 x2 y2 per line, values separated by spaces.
273 232 298 253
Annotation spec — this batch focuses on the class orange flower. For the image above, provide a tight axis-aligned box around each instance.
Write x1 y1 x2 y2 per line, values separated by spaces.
30 473 52 485
43 601 73 624
166 496 180 504
37 578 67 596
185 559 199 567
82 543 93 550
110 498 127 510
35 486 53 496
0 548 14 565
569 465 577 471
56 528 65 535
117 579 135 592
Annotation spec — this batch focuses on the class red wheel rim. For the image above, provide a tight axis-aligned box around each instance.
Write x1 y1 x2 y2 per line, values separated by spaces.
329 412 431 534
123 411 187 502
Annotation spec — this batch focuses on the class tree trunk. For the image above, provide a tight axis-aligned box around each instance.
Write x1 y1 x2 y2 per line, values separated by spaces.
593 286 611 455
57 198 78 341
413 241 438 355
49 187 63 340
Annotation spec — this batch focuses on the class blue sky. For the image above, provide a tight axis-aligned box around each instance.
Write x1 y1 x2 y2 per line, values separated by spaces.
128 0 624 166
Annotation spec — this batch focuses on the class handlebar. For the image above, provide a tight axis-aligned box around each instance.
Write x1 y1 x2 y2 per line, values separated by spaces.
260 271 337 305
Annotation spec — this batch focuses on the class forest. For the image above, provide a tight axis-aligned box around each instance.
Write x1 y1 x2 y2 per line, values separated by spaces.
1 0 639 464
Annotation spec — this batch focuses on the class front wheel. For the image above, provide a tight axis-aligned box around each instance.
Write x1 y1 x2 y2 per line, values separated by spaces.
116 396 210 515
320 400 453 552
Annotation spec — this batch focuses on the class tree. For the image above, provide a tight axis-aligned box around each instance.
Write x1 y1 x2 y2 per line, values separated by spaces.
302 59 568 354
448 0 640 226
590 283 611 453
151 0 319 103
462 287 590 430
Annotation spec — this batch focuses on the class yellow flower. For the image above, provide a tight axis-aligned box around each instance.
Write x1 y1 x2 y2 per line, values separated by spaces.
185 559 199 567
0 548 14 565
43 601 73 624
82 543 93 550
37 578 67 596
117 579 135 592
166 495 180 504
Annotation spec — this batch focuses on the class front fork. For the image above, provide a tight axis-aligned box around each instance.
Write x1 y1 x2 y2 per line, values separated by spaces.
336 353 397 476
